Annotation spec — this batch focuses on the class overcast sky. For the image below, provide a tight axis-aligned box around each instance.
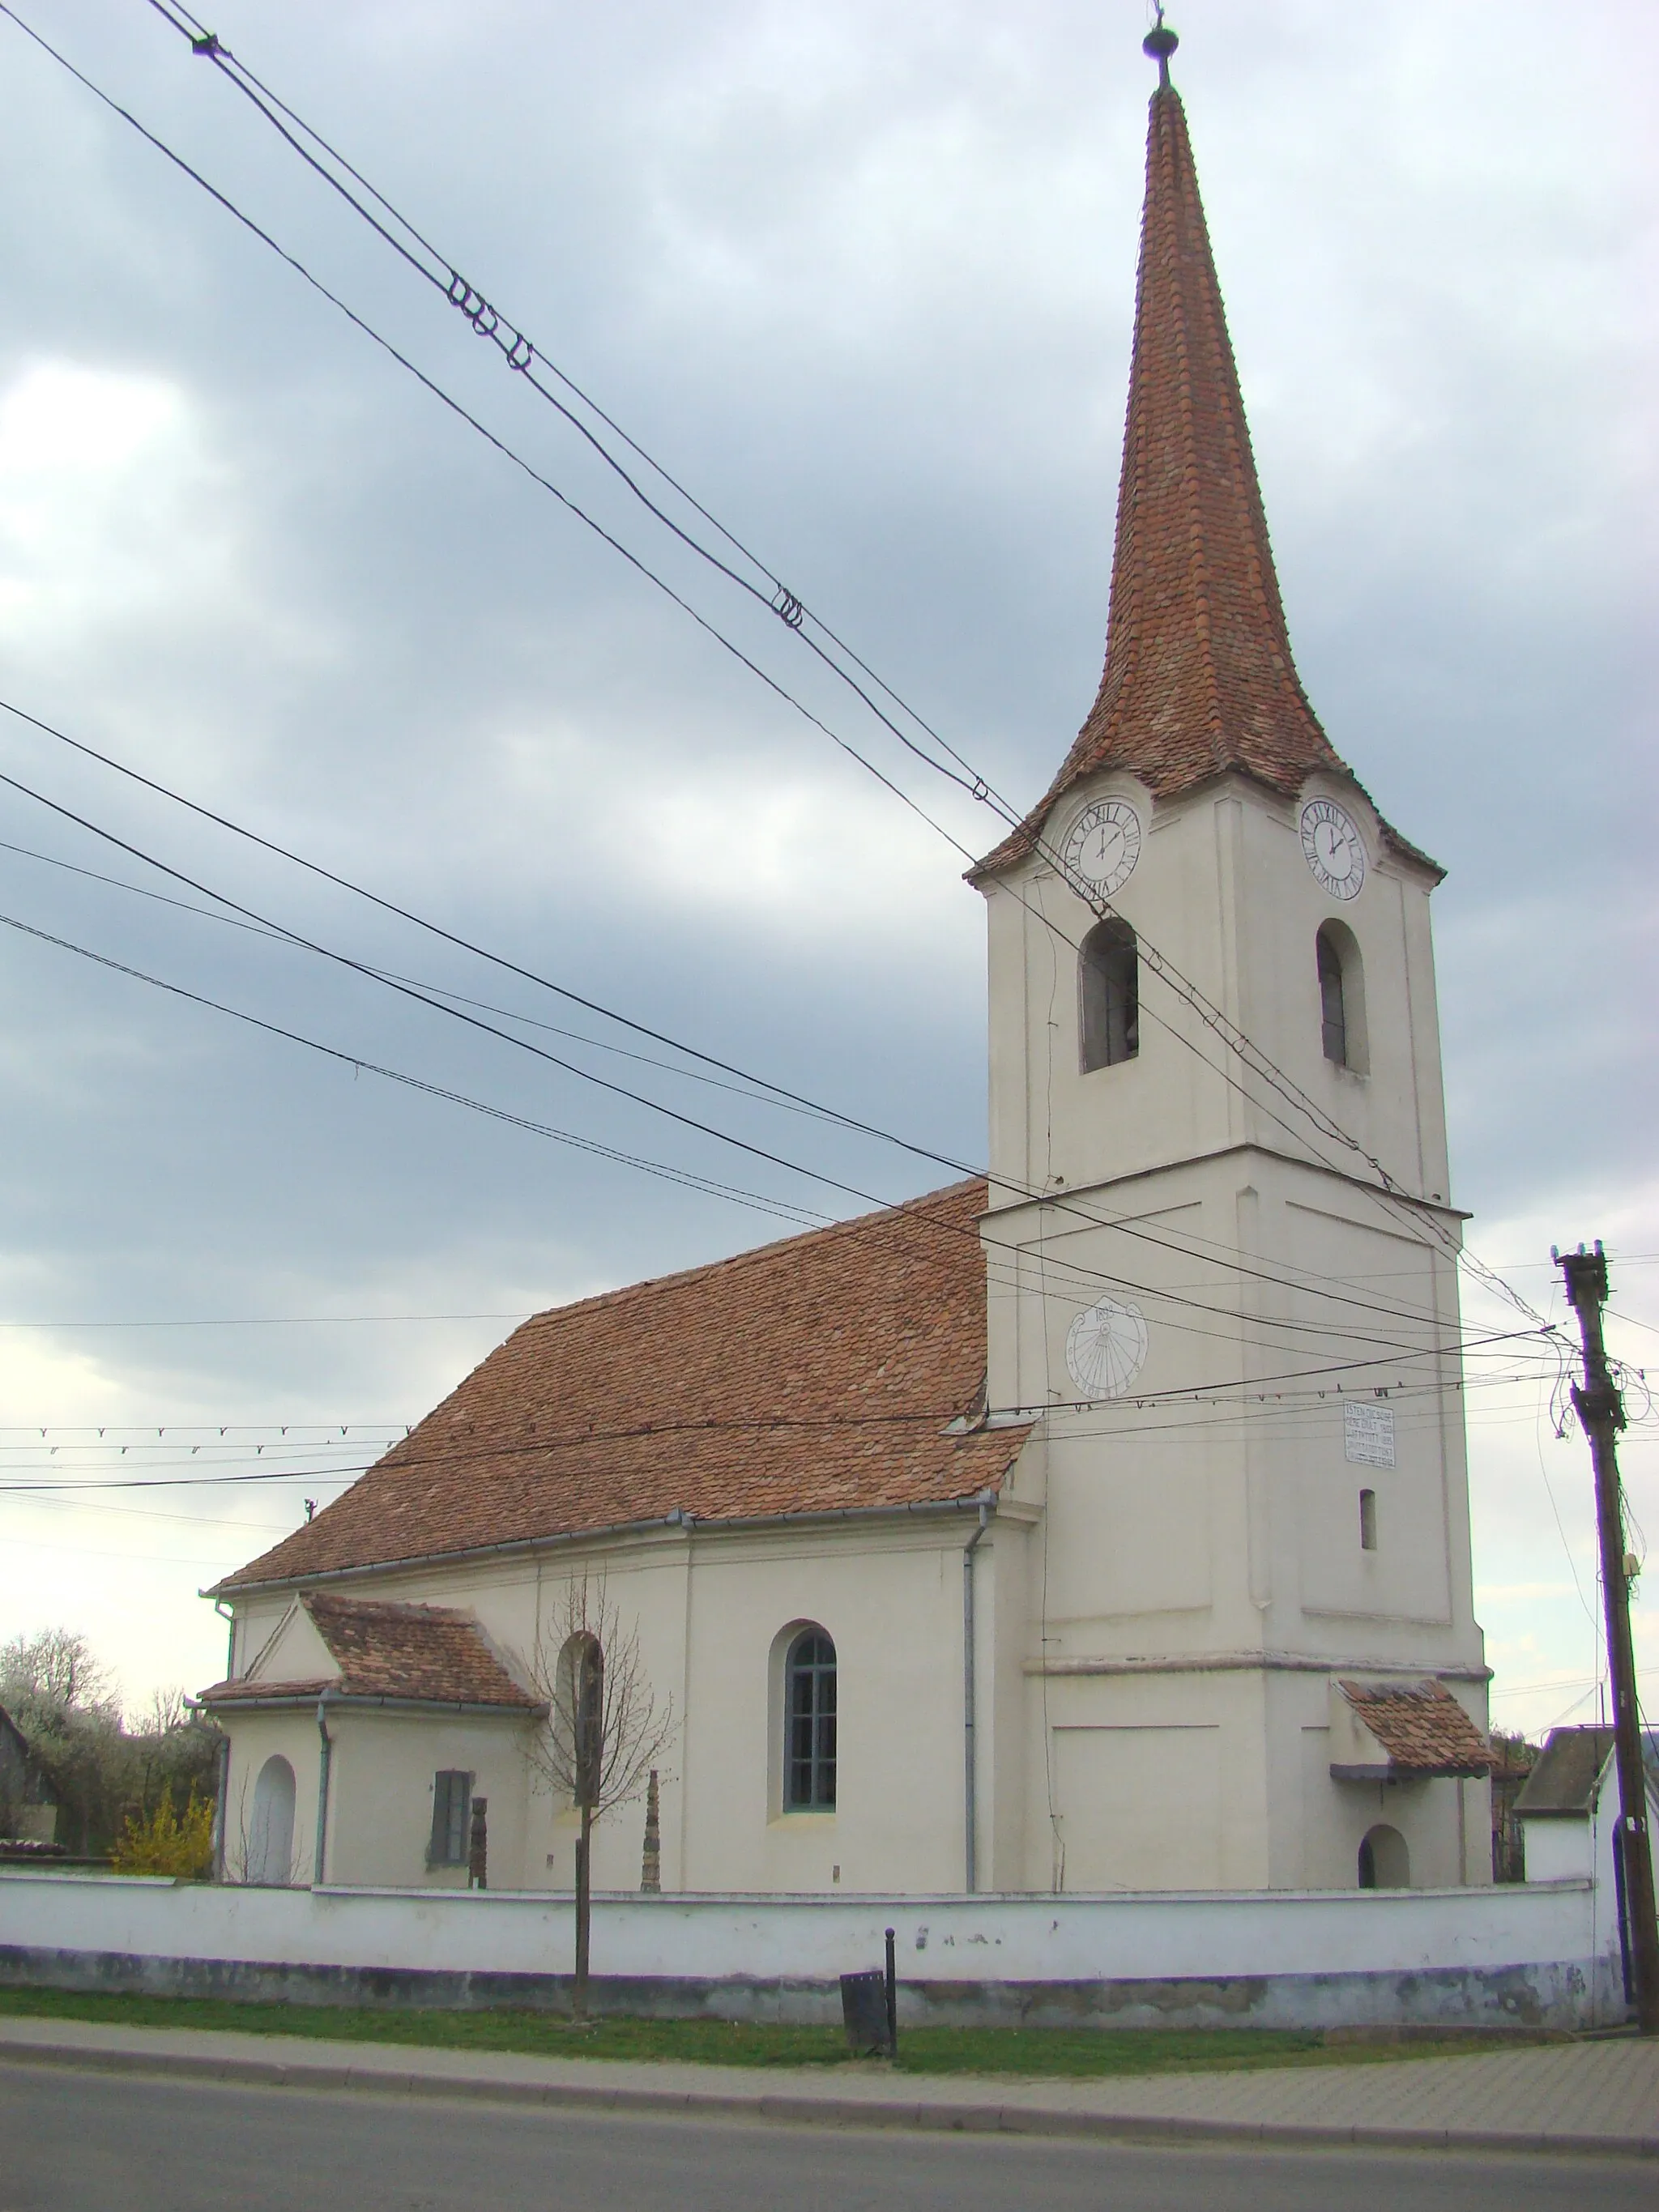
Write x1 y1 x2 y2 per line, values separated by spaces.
0 0 1653 1739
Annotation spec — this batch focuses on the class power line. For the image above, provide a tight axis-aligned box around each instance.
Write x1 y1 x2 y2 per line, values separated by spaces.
0 761 1516 1363
0 1313 531 1328
142 0 1001 812
126 0 1558 1331
0 1334 1552 1502
0 908 832 1230
0 8 1529 1321
0 705 1516 1359
0 15 1555 1370
0 835 871 1139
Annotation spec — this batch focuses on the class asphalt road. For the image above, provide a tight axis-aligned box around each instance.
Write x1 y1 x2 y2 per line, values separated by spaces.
1 2065 1652 2212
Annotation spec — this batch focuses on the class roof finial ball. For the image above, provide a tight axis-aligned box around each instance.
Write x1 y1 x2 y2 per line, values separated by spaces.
1143 4 1179 88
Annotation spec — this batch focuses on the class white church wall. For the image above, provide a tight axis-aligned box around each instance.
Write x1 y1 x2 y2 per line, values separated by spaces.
983 1510 1035 1893
677 1520 970 1896
983 772 1449 1217
220 1711 320 1887
322 1709 536 1890
219 1511 1004 1903
0 1865 1622 2031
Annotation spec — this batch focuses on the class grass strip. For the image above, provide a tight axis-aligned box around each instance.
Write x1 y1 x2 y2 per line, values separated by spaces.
0 1988 1532 2078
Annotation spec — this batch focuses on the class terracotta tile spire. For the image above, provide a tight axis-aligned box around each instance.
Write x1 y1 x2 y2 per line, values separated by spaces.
974 28 1361 881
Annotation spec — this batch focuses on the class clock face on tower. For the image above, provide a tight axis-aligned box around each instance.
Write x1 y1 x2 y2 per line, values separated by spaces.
1061 798 1142 897
1064 1297 1149 1400
1299 798 1366 901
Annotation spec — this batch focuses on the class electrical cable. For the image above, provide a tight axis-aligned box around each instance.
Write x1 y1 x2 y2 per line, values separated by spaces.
0 705 1524 1357
0 907 833 1230
0 752 1528 1365
0 11 1563 1402
0 8 1546 1332
130 0 1565 1334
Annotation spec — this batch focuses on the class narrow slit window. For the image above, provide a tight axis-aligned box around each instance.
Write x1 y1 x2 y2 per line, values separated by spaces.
429 1769 472 1865
1080 918 1140 1072
1318 927 1347 1066
1359 1487 1377 1551
785 1629 836 1809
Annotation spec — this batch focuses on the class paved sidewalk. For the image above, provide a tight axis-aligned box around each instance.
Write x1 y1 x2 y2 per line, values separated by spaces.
1 2014 1653 2159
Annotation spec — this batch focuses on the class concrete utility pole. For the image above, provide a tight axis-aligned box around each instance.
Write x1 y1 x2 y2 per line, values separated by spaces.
1556 1241 1659 2034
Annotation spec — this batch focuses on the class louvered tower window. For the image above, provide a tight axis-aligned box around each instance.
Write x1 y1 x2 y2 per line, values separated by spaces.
1080 918 1140 1071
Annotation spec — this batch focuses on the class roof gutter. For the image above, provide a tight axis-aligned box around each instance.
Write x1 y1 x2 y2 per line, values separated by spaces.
209 1491 1013 1600
202 1693 548 1720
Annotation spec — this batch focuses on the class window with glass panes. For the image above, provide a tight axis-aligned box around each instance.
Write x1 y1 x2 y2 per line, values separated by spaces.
785 1630 836 1809
429 1770 472 1865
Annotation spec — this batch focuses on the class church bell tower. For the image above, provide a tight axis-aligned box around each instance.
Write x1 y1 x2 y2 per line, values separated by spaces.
972 21 1490 1894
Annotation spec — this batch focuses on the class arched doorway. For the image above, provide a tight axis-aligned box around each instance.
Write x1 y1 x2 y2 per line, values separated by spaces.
248 1754 296 1885
1358 1822 1409 1890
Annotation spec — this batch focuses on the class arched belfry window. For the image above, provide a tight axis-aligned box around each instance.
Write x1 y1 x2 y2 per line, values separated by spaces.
1080 918 1139 1072
784 1628 836 1810
1316 923 1367 1073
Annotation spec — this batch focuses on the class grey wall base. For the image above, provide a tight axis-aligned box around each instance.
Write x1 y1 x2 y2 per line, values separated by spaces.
0 1944 1614 2033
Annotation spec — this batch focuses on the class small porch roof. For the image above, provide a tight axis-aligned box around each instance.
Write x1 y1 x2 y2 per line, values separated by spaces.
198 1592 544 1718
1330 1677 1491 1783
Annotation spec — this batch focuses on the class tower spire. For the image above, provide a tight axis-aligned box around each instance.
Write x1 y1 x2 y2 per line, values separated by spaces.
975 23 1367 881
1142 4 1178 90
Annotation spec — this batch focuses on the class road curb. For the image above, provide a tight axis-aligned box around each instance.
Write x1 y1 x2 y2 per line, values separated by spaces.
2 2039 1654 2161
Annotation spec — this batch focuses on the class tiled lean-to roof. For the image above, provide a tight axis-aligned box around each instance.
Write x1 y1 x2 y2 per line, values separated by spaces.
215 1179 1025 1594
199 1593 541 1711
1337 1678 1492 1779
971 74 1435 883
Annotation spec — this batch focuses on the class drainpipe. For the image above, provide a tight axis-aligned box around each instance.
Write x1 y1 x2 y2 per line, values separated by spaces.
962 1494 994 1893
210 1600 236 1882
211 1731 230 1883
313 1694 334 1887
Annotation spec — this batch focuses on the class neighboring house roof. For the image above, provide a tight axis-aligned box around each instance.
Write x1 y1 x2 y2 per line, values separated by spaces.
1512 1727 1618 1819
0 1705 56 1805
214 1178 1026 1595
1336 1679 1491 1778
968 79 1435 885
199 1594 542 1714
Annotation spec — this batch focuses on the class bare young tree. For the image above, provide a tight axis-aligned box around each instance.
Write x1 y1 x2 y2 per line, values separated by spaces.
520 1577 676 2018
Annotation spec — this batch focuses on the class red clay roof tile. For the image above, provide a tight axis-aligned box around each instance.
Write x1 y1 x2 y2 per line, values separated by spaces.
972 83 1435 883
214 1179 1024 1593
1337 1677 1491 1778
199 1592 539 1710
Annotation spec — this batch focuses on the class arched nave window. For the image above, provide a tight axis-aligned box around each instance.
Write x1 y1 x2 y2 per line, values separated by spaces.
784 1627 837 1810
557 1631 604 1809
1316 923 1367 1072
1080 918 1139 1072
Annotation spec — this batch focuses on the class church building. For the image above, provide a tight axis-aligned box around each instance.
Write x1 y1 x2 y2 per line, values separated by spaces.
201 26 1493 1901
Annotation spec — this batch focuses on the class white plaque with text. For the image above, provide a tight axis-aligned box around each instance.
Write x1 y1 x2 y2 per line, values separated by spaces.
1344 1400 1396 1469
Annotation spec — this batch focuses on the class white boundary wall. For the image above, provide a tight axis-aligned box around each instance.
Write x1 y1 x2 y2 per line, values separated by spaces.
0 1871 1628 2031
